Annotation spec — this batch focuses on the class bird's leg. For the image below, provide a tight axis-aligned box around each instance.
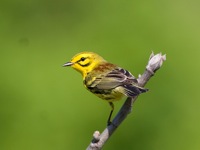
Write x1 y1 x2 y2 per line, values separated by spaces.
107 102 114 126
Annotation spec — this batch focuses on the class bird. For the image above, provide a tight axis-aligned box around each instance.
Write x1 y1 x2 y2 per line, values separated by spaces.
63 52 148 125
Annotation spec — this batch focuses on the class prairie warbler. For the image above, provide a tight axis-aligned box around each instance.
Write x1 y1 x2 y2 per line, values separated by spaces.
63 52 148 125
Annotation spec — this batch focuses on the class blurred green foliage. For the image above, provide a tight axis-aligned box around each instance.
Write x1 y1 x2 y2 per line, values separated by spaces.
0 0 200 149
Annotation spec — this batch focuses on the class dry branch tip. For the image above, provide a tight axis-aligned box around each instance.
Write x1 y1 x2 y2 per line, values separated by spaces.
146 52 166 74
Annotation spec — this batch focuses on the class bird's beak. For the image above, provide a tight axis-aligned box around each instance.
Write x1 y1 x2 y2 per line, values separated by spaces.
63 62 74 67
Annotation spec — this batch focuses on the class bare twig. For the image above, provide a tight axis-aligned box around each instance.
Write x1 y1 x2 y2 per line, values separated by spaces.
86 52 166 150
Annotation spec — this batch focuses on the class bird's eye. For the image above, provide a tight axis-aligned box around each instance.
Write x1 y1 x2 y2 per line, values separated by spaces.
81 57 86 61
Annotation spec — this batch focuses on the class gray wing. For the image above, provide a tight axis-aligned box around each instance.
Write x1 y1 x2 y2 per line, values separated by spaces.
88 68 138 89
87 68 148 97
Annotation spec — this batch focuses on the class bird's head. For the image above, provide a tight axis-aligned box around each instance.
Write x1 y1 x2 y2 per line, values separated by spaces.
63 52 106 78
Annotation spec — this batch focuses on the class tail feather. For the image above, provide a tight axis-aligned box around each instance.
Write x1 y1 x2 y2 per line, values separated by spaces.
122 84 148 97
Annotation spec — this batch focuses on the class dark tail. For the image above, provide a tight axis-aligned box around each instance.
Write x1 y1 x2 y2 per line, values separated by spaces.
122 84 148 97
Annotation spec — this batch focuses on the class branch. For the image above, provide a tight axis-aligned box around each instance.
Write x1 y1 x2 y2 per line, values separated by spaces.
86 52 166 150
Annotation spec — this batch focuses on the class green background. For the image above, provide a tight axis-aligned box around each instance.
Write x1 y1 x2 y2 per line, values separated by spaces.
1 0 200 149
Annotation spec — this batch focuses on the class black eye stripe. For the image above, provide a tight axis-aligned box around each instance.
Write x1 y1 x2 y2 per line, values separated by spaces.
77 57 87 63
76 56 91 67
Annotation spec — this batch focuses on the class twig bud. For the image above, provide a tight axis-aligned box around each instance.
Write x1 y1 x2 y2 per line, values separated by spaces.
146 52 166 74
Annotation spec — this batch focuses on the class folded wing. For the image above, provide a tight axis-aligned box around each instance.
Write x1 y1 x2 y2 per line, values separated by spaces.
87 68 148 97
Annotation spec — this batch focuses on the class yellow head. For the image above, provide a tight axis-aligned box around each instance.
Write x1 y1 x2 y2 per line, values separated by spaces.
63 52 106 78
